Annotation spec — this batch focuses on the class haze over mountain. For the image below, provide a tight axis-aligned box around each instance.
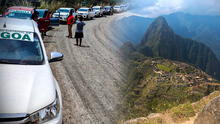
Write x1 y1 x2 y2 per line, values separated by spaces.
117 13 220 59
138 16 220 80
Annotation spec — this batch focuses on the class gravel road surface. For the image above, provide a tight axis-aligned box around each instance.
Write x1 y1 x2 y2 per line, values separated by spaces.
44 14 127 124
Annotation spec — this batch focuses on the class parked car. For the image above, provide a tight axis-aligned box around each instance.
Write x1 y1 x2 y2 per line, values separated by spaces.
120 5 125 12
52 8 76 22
76 7 95 20
4 6 34 19
36 9 60 36
113 5 122 13
4 6 59 37
0 17 63 124
103 6 113 15
120 4 129 11
36 9 60 27
92 6 104 17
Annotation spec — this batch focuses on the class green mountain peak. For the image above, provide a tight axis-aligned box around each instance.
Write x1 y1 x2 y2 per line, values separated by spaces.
139 16 220 80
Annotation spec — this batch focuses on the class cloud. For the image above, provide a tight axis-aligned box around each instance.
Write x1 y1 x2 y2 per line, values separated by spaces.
128 0 220 17
181 0 220 15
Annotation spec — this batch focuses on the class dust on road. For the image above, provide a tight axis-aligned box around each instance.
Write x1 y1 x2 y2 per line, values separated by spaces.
44 14 127 124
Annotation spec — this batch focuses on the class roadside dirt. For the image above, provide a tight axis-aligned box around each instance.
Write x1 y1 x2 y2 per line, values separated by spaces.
44 14 127 124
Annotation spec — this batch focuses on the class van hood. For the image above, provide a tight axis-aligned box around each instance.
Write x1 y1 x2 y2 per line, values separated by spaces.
0 64 56 114
93 10 100 13
77 11 88 14
57 12 69 17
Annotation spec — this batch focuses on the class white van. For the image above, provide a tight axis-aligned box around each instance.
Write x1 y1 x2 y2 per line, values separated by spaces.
113 5 122 13
52 8 76 22
92 6 104 17
77 7 96 20
0 18 63 124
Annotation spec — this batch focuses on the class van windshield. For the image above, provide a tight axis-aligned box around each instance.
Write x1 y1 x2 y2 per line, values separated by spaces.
37 10 47 18
59 9 70 13
0 32 44 65
104 6 111 9
5 11 32 19
78 9 88 12
93 8 100 10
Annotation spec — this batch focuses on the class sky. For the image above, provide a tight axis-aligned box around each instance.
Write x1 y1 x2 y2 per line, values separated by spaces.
127 0 220 17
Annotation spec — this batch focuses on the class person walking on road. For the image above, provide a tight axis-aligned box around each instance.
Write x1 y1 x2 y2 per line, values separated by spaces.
75 16 85 46
67 9 75 38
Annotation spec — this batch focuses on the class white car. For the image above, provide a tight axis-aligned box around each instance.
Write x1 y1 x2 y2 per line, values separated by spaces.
52 8 76 22
113 5 122 13
92 6 104 17
0 18 63 124
77 7 95 20
120 4 128 11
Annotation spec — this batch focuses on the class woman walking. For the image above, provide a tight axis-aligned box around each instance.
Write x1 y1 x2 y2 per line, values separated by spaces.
67 9 75 38
75 16 86 46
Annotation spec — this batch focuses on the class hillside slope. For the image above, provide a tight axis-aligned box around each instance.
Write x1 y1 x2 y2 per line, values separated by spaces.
122 91 220 124
121 56 218 119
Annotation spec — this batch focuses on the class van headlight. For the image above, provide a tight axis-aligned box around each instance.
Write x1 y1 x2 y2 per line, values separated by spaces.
29 93 60 123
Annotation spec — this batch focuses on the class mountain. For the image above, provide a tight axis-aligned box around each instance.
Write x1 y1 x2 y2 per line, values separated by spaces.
139 16 220 80
165 13 220 59
118 13 220 59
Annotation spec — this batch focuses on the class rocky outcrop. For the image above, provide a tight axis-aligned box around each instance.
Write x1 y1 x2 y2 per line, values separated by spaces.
194 96 220 124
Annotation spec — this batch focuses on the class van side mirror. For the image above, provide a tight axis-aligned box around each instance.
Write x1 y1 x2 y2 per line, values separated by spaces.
49 52 63 63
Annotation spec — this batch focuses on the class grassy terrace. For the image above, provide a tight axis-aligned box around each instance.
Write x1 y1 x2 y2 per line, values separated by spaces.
122 58 219 121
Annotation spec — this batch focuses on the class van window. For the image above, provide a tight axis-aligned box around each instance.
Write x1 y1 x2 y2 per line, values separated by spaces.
0 32 44 65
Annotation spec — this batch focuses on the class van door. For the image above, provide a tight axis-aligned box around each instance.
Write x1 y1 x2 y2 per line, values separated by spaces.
50 11 60 26
50 18 60 26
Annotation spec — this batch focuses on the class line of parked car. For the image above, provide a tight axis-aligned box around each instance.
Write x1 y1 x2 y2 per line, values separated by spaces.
1 4 129 36
52 4 129 22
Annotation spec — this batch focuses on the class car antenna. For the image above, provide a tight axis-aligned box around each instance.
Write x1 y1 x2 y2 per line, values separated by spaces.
3 22 6 28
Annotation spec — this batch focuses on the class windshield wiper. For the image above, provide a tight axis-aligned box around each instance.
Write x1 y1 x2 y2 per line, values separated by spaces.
0 59 43 65
0 59 15 64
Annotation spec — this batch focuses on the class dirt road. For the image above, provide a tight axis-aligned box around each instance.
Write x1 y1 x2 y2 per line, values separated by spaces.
44 14 127 124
